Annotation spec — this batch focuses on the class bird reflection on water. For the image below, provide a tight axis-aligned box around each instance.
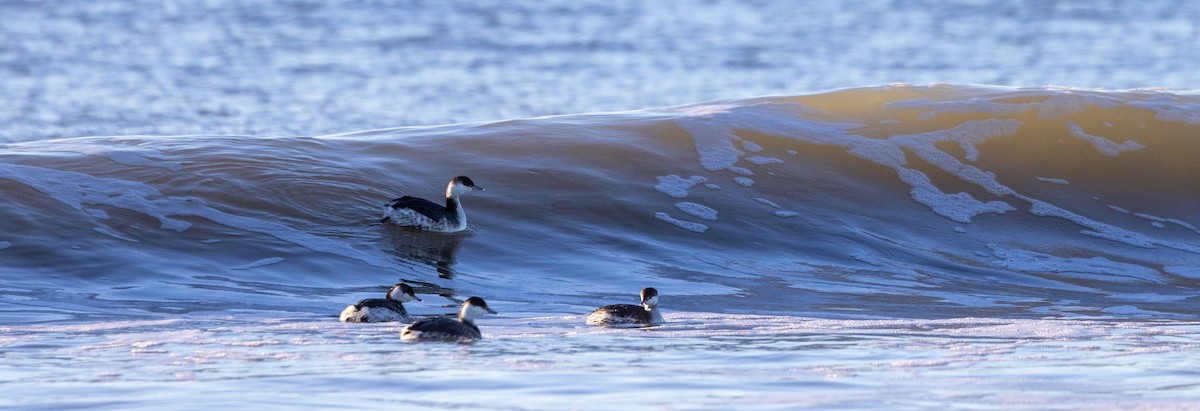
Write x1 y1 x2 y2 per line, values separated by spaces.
380 224 465 280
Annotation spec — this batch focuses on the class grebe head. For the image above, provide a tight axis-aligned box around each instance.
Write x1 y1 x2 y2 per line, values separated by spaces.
459 296 497 321
640 287 659 309
387 284 422 303
446 176 483 197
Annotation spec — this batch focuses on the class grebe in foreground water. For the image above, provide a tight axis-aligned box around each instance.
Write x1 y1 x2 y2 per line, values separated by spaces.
586 287 663 326
381 176 482 232
339 283 422 323
401 296 497 342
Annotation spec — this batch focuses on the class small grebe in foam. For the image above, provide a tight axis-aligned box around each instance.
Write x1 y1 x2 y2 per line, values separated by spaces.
401 296 497 342
586 287 663 326
339 283 422 323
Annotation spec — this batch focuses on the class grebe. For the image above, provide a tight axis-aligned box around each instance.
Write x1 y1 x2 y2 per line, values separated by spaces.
339 283 422 323
401 296 497 341
586 287 663 326
381 176 482 232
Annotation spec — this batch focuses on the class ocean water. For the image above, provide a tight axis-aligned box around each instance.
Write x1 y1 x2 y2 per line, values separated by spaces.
3 1 1200 409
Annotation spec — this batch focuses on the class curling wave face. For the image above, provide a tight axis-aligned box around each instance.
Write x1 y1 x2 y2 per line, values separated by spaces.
1 84 1199 324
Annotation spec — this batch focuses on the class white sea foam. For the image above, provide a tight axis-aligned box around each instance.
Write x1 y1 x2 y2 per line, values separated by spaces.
1163 218 1200 233
886 91 1120 123
885 97 1025 121
741 140 763 152
890 119 1021 179
674 102 861 171
1025 198 1200 253
6 310 1200 409
845 138 907 167
1034 91 1122 120
729 166 754 176
733 177 754 187
754 198 782 209
1134 213 1200 235
753 197 801 216
1064 121 1144 156
674 202 718 221
1130 96 1200 125
988 245 1162 284
654 212 708 233
1036 177 1069 185
0 241 11 250
898 168 1015 223
674 110 1054 229
845 119 1022 223
654 175 707 198
674 115 745 171
745 156 783 165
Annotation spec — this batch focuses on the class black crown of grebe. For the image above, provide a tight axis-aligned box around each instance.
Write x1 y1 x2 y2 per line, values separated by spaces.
586 287 664 326
401 296 497 342
381 176 482 233
339 283 422 323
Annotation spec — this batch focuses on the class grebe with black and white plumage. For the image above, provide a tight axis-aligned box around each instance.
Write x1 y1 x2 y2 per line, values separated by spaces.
339 283 422 323
400 296 497 342
381 176 482 233
586 287 664 326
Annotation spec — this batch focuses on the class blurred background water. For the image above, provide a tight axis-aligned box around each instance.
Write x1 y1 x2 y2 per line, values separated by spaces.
2 0 1198 140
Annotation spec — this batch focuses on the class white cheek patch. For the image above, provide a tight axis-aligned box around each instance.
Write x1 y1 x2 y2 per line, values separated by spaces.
390 289 415 303
464 305 492 320
643 296 658 307
449 183 473 197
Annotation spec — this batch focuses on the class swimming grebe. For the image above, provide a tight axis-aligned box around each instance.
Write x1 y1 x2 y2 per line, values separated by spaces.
401 296 497 341
381 176 482 232
339 283 422 323
586 287 663 326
